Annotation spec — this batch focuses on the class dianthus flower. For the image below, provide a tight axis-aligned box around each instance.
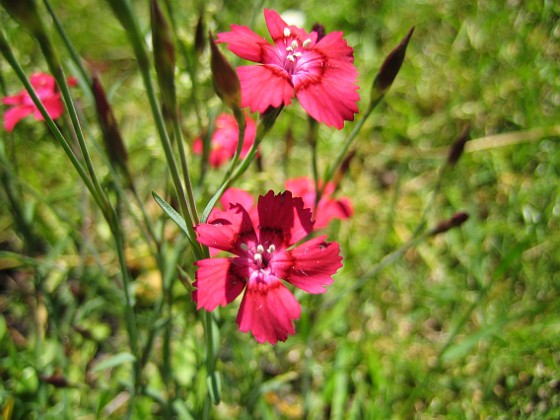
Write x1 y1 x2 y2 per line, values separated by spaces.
217 9 360 129
193 190 342 344
285 177 353 229
2 72 75 132
192 113 257 167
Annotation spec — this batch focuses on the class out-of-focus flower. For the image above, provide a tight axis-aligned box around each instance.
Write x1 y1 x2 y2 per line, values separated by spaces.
217 9 359 129
193 113 256 168
2 72 76 132
285 177 353 229
193 190 342 344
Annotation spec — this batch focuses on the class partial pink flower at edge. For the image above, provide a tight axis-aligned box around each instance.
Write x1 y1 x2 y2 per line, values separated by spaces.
217 9 360 129
2 72 76 132
285 177 353 229
193 113 257 168
193 190 343 344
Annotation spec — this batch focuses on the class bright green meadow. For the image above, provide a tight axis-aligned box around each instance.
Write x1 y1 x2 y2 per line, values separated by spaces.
0 0 559 418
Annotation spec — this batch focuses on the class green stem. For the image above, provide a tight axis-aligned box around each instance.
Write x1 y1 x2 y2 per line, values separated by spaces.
320 98 381 202
0 29 104 215
201 106 282 222
107 0 202 257
42 0 90 84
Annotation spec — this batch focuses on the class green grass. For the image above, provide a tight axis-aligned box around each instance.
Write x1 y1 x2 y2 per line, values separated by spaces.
1 0 559 418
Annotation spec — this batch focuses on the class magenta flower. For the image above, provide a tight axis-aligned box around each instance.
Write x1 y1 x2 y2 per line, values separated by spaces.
193 190 342 344
217 9 360 129
192 113 257 168
2 72 75 132
285 177 353 229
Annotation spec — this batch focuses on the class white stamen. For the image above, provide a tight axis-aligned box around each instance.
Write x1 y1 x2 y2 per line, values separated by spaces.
284 27 291 37
256 244 265 254
240 243 249 251
290 40 299 50
254 253 262 264
303 38 312 48
287 55 295 62
293 52 302 57
267 244 276 254
286 46 293 52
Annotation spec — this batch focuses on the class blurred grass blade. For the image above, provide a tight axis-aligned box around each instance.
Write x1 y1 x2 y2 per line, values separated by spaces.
92 352 136 373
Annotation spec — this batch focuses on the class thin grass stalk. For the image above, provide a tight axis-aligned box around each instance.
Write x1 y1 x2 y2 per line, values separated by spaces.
106 0 202 257
42 0 90 84
0 29 103 215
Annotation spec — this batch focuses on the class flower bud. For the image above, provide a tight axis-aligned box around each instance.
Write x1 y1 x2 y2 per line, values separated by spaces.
150 0 176 119
311 23 326 42
209 31 241 110
194 11 206 57
430 212 469 236
447 124 470 166
371 27 415 102
91 74 129 173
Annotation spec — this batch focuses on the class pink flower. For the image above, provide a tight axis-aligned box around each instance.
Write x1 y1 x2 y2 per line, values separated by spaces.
192 113 257 167
2 72 76 132
285 177 353 229
193 190 342 344
217 9 360 129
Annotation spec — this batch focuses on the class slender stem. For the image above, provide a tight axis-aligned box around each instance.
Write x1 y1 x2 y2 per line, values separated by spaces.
201 107 282 222
173 117 200 225
320 98 380 202
42 0 90 84
108 0 201 256
0 29 104 215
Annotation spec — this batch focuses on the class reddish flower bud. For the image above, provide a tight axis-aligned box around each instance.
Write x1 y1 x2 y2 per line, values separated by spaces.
311 23 326 42
150 0 177 119
430 212 469 236
194 11 206 57
91 74 129 173
371 27 415 101
209 31 241 110
447 124 470 166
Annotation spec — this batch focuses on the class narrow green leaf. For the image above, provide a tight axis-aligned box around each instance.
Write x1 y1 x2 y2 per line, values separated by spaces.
92 352 136 373
152 191 190 237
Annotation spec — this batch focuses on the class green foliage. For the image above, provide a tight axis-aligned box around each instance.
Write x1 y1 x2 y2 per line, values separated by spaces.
1 0 559 418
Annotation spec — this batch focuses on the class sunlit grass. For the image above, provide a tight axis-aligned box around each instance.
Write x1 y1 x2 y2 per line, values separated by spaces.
1 0 559 418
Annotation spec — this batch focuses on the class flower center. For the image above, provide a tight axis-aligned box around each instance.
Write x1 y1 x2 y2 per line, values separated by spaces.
242 242 276 269
282 27 312 73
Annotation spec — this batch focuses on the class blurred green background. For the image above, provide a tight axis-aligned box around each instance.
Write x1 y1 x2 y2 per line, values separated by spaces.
1 0 559 418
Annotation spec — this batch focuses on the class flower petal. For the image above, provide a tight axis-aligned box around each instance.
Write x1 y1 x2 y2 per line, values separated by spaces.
236 276 301 344
221 188 255 211
315 197 353 229
196 203 256 253
257 190 313 248
314 31 355 63
3 106 33 132
294 57 360 129
273 236 342 294
237 65 294 113
263 9 290 42
33 96 64 121
193 258 245 310
217 25 272 63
